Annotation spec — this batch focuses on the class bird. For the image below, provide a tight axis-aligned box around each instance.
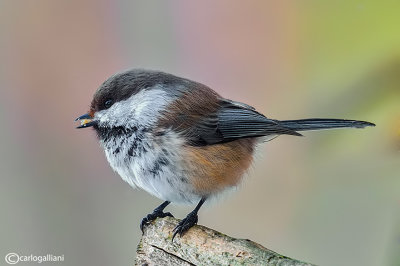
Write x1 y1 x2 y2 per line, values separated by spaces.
75 69 375 240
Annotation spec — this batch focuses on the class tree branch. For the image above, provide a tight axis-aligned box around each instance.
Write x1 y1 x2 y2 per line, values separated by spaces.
135 217 314 265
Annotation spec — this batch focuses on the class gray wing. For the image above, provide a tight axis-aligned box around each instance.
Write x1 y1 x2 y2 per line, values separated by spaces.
187 100 301 146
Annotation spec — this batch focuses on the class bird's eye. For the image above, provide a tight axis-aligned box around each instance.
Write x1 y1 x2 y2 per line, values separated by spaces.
104 99 113 109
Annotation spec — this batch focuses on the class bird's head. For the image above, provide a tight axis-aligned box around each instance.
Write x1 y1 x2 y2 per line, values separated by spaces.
75 69 185 134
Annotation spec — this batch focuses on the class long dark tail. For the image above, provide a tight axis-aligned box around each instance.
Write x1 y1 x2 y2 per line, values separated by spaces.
279 118 375 132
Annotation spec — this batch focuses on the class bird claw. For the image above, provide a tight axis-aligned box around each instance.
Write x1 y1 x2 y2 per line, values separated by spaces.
140 211 173 233
172 212 198 241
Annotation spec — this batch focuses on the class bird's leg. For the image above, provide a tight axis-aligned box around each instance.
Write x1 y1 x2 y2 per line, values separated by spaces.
172 197 206 241
140 201 173 233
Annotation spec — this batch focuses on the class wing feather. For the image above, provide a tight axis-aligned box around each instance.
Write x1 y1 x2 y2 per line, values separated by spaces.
184 100 301 145
156 82 301 146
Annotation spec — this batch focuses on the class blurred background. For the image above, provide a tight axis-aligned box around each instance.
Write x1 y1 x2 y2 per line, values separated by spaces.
0 1 399 265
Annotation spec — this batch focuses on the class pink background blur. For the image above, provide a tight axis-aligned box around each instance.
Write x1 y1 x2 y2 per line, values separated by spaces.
0 1 399 265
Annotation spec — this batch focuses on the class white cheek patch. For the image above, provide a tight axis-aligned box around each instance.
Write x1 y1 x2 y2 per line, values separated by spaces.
95 87 172 128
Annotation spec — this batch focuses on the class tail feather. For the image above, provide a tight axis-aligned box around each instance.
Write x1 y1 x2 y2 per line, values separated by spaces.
279 118 375 132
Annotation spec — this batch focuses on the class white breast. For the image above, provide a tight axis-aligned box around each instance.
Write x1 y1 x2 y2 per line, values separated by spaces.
101 130 201 204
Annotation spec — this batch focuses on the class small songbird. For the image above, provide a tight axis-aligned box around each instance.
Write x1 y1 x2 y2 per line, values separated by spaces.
76 69 374 239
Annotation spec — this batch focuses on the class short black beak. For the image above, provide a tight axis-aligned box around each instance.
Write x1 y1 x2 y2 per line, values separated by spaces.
75 113 97 129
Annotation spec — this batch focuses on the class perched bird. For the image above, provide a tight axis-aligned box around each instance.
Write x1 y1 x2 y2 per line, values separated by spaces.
76 69 374 240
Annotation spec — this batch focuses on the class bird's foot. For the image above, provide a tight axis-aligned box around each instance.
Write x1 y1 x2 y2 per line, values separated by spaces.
172 211 198 241
140 210 173 233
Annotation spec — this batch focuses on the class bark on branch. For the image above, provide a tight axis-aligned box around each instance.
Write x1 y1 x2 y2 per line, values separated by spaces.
135 217 314 266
